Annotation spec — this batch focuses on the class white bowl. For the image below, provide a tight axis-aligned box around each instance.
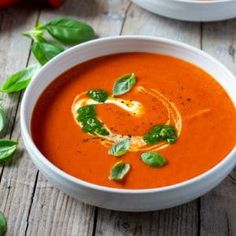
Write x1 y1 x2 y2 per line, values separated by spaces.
21 36 236 212
131 0 236 22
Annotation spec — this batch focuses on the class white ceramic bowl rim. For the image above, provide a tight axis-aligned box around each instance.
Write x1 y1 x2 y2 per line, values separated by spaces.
21 35 236 194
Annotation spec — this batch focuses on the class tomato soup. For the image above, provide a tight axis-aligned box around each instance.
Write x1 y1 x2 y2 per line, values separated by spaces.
31 53 236 189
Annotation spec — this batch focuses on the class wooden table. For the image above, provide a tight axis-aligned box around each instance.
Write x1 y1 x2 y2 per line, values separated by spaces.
0 1 235 235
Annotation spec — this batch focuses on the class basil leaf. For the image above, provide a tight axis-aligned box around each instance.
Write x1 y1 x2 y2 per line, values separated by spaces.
113 73 136 96
143 125 177 145
1 64 39 93
87 89 108 102
22 28 44 42
44 18 96 45
109 139 130 157
0 211 7 236
31 39 64 65
0 106 7 136
0 140 18 162
77 105 109 136
141 152 167 167
109 161 131 181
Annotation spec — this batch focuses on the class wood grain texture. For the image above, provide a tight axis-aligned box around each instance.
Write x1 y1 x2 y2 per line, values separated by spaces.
121 3 201 46
199 20 236 236
94 4 201 236
95 202 198 236
0 7 39 236
26 174 95 236
202 20 236 73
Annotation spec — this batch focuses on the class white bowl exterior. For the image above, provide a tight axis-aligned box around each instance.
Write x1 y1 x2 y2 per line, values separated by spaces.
21 36 236 211
131 0 236 22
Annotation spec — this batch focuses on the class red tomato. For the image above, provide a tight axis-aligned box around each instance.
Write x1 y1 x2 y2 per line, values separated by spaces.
0 0 18 7
48 0 64 8
0 0 64 8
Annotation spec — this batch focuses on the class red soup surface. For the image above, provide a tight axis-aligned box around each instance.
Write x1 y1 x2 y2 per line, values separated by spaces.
31 53 236 189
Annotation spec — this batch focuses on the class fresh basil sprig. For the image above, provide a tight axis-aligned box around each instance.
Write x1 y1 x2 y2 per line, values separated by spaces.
143 124 177 145
22 28 44 42
109 139 130 157
109 161 131 181
0 140 18 162
113 73 136 96
1 64 39 94
141 152 167 167
43 18 96 45
87 89 109 102
1 17 96 93
31 38 64 65
0 106 7 137
0 211 7 236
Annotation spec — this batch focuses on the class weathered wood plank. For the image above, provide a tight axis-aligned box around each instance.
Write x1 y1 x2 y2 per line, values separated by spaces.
0 7 37 165
95 4 201 236
202 20 236 73
25 1 131 235
0 7 39 236
200 20 236 236
95 202 198 236
26 176 95 236
122 3 201 46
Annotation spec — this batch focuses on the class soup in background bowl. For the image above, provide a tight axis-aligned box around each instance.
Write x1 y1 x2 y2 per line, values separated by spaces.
21 36 236 211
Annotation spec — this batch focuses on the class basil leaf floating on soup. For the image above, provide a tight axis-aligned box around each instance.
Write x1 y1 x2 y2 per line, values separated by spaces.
44 18 96 45
113 73 136 96
87 89 109 102
109 139 130 157
143 125 177 145
1 64 39 93
0 211 7 236
77 105 109 136
109 161 131 181
0 140 18 162
141 152 167 168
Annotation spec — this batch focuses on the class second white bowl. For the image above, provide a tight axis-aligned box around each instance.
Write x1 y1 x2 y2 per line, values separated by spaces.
131 0 236 22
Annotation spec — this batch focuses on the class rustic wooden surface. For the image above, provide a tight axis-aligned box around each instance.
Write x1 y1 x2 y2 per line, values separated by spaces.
0 1 235 235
